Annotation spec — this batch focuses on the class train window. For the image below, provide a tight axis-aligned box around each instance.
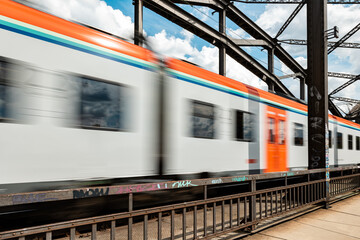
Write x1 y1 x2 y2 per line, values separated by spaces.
0 60 10 120
192 100 215 139
356 136 360 150
268 118 275 143
329 130 332 148
348 135 353 150
279 120 285 144
80 77 125 130
235 110 253 141
294 123 304 146
337 132 343 149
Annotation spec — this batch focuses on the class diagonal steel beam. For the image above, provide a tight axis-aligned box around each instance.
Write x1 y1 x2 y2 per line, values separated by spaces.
328 22 360 54
279 39 360 49
144 0 295 97
328 72 357 79
331 96 360 104
172 0 306 79
274 0 305 39
329 74 360 95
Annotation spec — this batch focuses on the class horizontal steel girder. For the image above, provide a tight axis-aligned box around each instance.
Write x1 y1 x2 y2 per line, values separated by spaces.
230 38 272 47
172 0 306 80
144 0 295 97
280 39 360 49
328 72 357 79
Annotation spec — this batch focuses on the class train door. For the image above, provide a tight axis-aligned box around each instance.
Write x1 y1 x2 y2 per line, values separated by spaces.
265 106 288 173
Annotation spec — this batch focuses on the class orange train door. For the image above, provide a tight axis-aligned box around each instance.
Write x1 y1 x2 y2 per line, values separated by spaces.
265 106 288 173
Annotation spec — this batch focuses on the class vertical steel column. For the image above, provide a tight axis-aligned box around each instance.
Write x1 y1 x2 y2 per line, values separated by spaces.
267 47 275 93
307 0 330 207
249 179 256 231
307 0 328 169
134 0 143 46
299 77 305 100
219 8 226 76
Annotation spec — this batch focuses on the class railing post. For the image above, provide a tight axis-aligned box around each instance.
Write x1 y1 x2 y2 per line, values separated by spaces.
249 178 257 231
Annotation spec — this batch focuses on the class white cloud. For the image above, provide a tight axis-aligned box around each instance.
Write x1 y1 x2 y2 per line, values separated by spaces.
29 0 134 39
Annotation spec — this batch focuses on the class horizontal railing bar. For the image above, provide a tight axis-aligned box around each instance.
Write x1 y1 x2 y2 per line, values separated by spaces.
1 166 358 208
0 180 328 239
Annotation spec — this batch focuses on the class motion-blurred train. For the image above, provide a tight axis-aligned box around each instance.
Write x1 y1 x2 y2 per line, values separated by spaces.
1 0 360 194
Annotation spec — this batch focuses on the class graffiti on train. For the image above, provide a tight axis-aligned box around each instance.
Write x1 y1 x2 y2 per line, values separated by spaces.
116 183 168 194
73 187 109 199
172 180 197 188
211 178 223 184
232 176 248 182
12 193 58 204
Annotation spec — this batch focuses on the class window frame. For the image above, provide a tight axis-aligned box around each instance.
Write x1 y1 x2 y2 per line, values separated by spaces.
294 122 304 146
234 109 253 142
191 100 216 139
348 134 353 150
79 75 127 132
337 132 343 149
356 136 360 151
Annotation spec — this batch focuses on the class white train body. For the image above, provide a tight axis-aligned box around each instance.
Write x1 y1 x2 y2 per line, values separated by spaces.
0 0 359 191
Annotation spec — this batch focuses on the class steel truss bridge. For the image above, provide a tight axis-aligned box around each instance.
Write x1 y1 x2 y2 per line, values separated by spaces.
131 0 360 121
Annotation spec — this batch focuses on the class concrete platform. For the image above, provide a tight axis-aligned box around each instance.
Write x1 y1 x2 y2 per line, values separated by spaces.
238 193 360 240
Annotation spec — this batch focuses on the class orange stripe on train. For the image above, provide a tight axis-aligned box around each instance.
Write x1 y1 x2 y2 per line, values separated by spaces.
0 0 154 63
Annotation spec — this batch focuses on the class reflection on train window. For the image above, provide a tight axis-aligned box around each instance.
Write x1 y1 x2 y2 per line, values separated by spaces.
235 110 253 141
356 136 360 150
80 77 124 130
337 132 343 149
192 100 215 139
329 130 332 148
294 123 304 146
268 118 275 143
348 134 353 150
0 60 9 119
279 120 285 144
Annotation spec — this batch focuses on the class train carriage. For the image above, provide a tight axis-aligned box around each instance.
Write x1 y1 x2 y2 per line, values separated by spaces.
0 0 360 194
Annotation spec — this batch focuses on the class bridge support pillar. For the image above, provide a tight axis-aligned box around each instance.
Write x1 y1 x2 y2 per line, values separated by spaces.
219 8 226 76
134 0 143 46
300 77 305 100
307 0 330 206
267 47 275 93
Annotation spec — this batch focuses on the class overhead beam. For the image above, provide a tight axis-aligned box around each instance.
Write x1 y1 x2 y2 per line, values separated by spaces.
329 74 360 95
279 39 360 49
234 0 360 3
278 72 302 79
274 0 305 39
328 23 360 54
328 72 357 79
331 96 360 104
231 38 272 48
143 0 295 97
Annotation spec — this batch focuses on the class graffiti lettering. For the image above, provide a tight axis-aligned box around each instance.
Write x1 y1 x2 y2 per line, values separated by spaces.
211 179 223 184
172 181 197 188
232 176 248 182
73 188 109 199
12 193 57 204
310 117 323 129
311 134 324 144
282 172 294 177
116 183 168 194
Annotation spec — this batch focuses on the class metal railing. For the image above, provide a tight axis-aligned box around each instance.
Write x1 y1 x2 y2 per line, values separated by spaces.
0 166 359 240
